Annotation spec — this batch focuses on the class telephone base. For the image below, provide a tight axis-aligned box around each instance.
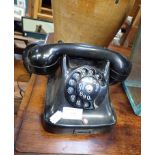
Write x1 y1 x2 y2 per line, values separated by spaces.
42 56 117 134
42 84 116 134
42 105 116 134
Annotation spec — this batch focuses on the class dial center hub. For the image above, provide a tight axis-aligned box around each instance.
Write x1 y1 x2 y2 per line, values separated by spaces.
77 77 100 101
85 84 93 93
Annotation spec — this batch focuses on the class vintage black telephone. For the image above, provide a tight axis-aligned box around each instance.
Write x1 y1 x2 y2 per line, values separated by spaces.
23 41 131 134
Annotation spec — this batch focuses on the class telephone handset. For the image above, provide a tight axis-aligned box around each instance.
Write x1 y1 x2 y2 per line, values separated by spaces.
23 42 131 84
23 42 131 134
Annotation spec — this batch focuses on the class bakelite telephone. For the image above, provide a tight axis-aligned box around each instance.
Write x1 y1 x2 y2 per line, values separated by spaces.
23 42 131 134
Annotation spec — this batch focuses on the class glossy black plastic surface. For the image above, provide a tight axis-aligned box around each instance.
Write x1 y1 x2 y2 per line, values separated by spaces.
22 41 45 73
22 42 132 134
23 43 132 84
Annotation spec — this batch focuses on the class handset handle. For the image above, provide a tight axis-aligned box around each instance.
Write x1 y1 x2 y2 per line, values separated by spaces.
23 43 132 83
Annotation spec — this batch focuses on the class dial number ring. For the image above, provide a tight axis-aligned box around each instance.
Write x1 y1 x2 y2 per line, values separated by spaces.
65 66 104 109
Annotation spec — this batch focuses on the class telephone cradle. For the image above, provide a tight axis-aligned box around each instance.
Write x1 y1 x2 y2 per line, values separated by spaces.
23 42 132 134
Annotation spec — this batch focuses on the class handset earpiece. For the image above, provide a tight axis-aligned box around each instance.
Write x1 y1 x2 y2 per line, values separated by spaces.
23 43 131 83
22 41 45 74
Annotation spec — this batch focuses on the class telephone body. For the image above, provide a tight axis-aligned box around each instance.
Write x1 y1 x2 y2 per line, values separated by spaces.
23 42 131 134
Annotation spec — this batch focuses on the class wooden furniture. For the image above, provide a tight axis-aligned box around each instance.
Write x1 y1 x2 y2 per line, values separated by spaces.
123 8 141 48
14 43 140 155
119 1 141 48
31 0 53 22
14 58 30 81
14 32 38 54
129 0 141 22
52 0 135 47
